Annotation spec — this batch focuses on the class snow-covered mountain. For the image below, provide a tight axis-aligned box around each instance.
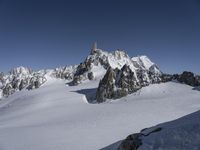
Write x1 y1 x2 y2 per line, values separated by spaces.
0 46 162 101
0 65 77 99
0 45 200 150
0 66 46 98
71 47 161 86
1 46 199 103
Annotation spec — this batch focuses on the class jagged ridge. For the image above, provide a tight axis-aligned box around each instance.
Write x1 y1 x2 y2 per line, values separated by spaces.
71 47 161 86
0 65 77 99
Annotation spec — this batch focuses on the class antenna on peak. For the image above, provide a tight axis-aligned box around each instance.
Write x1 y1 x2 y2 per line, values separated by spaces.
91 42 97 55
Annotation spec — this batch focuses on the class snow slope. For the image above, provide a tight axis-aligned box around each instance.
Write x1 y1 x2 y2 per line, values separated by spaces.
138 110 200 150
0 79 200 150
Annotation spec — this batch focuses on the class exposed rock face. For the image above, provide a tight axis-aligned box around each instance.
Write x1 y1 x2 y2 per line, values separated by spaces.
0 72 5 88
96 67 117 102
108 70 200 103
161 71 200 87
96 64 161 103
177 71 200 86
70 49 109 85
27 76 47 90
116 65 140 94
88 72 94 80
2 83 14 97
118 133 142 150
9 67 32 76
52 65 77 80
71 48 162 86
160 74 174 82
70 62 92 85
196 75 200 85
0 65 79 99
0 67 47 98
118 127 162 150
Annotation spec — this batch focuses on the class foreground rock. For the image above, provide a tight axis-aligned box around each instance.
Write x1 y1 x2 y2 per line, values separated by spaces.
117 110 200 150
118 133 142 150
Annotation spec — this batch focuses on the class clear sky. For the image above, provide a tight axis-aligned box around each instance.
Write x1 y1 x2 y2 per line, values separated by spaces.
0 0 200 74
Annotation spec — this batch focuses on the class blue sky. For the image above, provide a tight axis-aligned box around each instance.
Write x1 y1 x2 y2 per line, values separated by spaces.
0 0 200 74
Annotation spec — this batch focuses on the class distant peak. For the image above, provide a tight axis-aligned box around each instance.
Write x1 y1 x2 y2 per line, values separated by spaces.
10 66 32 75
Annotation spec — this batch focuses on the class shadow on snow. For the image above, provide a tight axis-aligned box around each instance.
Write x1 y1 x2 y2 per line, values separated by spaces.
71 88 97 103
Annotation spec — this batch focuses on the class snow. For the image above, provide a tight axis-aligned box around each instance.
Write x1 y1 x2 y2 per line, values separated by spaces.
0 80 199 150
90 64 106 79
138 110 200 150
9 66 32 76
0 89 2 99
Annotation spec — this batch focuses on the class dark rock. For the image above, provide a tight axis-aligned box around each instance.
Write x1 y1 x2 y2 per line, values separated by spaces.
19 79 25 91
177 71 200 86
96 64 162 103
159 71 200 87
118 127 162 150
70 62 91 85
136 69 149 86
116 64 141 94
118 133 142 150
0 72 4 84
52 66 77 80
96 65 144 102
27 76 46 90
3 84 14 97
161 74 173 82
88 72 94 80
96 67 116 103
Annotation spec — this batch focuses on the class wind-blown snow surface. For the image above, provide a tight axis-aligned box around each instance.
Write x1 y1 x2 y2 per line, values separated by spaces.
138 110 200 150
0 79 200 150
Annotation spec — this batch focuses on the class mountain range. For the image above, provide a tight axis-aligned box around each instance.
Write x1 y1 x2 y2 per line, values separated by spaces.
0 45 200 150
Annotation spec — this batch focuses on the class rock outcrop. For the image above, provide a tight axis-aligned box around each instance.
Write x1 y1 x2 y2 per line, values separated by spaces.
70 49 109 85
0 67 46 98
118 127 162 150
177 71 200 86
70 47 162 86
0 65 79 99
117 110 200 150
118 133 142 150
96 64 162 103
51 65 77 80
161 71 200 87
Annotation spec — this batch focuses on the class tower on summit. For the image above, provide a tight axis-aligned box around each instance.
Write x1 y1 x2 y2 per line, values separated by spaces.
91 42 97 54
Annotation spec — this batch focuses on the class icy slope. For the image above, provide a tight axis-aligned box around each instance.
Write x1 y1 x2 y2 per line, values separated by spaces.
0 80 200 150
116 107 200 150
138 110 200 150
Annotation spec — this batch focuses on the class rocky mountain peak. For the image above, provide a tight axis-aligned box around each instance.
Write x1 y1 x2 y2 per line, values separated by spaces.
9 66 32 76
71 45 162 86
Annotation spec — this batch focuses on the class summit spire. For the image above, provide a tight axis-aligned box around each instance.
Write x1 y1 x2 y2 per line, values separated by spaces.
91 42 97 54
